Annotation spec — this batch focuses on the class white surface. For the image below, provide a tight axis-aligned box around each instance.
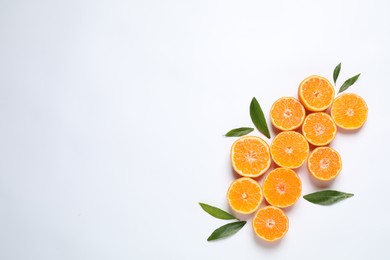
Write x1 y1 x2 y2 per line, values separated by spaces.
0 0 389 259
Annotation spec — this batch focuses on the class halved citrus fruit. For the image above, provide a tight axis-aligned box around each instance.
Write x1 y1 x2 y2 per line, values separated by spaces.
302 112 337 146
308 147 342 181
252 206 289 242
263 168 301 208
330 93 368 130
227 177 263 214
298 75 335 111
270 97 306 131
270 131 309 168
230 136 271 177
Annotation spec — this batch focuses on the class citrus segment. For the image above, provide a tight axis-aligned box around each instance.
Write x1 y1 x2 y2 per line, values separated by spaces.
298 75 335 111
330 93 368 130
302 112 337 146
263 168 302 208
270 97 306 131
230 136 271 177
308 147 342 181
270 131 309 168
252 206 289 242
227 177 263 214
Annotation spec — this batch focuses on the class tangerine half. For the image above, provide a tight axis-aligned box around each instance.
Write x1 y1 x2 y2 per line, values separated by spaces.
227 177 263 214
230 136 271 177
298 75 335 112
252 206 289 242
308 147 342 181
270 131 309 168
330 93 368 130
302 112 337 146
270 97 306 131
263 168 302 208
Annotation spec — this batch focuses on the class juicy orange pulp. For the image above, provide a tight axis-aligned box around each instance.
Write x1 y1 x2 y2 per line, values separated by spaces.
302 112 337 146
253 206 289 242
270 97 306 131
230 136 271 177
263 168 302 208
227 177 263 214
331 93 368 130
298 75 335 112
270 131 309 168
308 147 342 181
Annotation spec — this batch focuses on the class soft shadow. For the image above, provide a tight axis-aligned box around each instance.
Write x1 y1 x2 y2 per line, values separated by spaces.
230 165 242 179
308 173 336 188
233 211 253 221
229 163 271 183
308 143 318 152
293 161 307 172
305 109 315 116
252 230 284 249
336 124 365 135
282 204 298 215
271 124 304 136
271 124 282 136
269 160 279 170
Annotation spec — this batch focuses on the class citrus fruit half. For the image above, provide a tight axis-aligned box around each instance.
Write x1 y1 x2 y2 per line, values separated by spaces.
298 75 335 112
227 177 263 214
230 136 271 177
263 168 302 208
308 147 342 181
302 112 337 146
252 206 289 242
330 93 368 130
270 97 306 131
270 131 309 168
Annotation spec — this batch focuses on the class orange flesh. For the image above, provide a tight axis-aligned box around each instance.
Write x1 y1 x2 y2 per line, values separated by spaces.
299 75 334 111
231 136 271 177
270 131 309 168
227 177 263 214
263 168 301 208
308 147 342 181
270 97 305 131
252 206 289 242
302 112 337 146
331 93 368 129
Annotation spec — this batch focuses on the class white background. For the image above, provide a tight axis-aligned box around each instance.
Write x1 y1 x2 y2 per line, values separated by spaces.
1 0 389 259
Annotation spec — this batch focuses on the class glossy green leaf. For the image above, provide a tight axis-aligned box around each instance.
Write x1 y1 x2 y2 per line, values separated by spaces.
338 73 361 93
250 97 270 138
224 127 254 137
199 203 237 220
303 190 354 205
333 62 341 85
207 221 246 241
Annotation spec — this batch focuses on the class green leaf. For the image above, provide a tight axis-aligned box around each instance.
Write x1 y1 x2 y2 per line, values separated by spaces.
333 62 341 85
303 190 354 205
199 203 237 220
224 127 254 137
338 73 361 93
207 221 246 241
250 97 270 138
